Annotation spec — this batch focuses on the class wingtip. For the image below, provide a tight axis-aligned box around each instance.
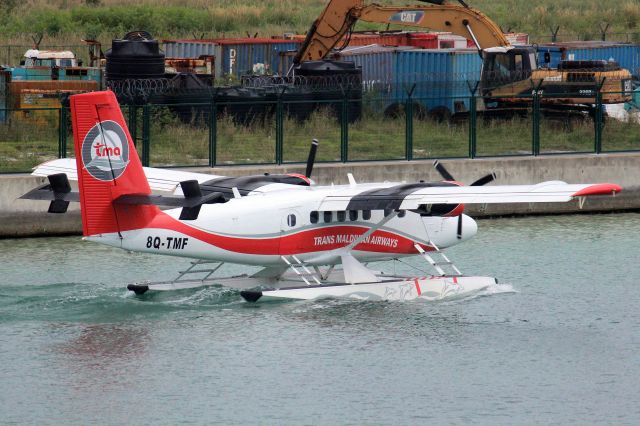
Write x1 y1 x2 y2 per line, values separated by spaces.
572 183 622 197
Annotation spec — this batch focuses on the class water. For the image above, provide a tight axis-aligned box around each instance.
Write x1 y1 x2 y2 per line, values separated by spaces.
1 213 639 425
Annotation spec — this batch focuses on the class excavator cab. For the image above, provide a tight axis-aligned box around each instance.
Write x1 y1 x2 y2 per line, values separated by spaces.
480 47 538 95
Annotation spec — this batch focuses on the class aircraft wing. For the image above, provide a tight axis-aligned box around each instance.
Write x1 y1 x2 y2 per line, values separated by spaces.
318 181 622 211
32 158 222 192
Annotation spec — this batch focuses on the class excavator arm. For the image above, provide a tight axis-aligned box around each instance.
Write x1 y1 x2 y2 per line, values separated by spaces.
293 0 510 65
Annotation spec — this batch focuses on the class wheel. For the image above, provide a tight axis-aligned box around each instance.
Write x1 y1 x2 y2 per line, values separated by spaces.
427 106 452 123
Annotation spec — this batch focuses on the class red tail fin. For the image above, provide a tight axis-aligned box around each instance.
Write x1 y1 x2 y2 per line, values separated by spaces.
71 90 159 236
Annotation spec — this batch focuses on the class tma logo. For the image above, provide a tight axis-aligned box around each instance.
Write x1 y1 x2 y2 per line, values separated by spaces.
389 10 424 24
81 120 130 181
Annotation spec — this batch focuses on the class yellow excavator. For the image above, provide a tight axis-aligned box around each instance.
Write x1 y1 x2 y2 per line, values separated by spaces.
292 0 632 115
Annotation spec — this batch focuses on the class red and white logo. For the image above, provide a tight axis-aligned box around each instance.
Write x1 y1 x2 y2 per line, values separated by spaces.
80 120 130 181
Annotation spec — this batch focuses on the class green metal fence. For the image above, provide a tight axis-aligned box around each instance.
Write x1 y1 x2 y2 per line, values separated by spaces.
1 90 639 173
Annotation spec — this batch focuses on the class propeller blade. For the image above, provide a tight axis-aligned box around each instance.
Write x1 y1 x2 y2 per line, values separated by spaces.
305 139 319 178
457 214 463 240
470 172 497 186
433 160 455 181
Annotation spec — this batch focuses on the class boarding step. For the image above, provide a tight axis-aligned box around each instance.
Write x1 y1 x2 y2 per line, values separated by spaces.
281 255 321 285
414 243 462 276
173 259 224 283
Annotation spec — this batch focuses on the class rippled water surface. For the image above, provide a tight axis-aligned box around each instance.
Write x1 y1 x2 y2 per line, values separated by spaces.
1 213 639 425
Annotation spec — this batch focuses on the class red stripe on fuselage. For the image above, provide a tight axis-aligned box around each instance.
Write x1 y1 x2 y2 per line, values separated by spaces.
142 212 432 256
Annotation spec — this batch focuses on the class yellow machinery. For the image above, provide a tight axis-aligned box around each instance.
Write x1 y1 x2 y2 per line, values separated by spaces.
293 0 632 109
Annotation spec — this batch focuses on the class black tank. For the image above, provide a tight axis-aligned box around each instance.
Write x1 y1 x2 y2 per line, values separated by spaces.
105 31 165 81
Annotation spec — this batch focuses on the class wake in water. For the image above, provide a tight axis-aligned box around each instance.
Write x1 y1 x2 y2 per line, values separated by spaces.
0 279 517 323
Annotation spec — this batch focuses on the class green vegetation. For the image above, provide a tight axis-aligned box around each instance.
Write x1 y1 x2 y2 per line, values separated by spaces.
3 100 638 172
0 0 638 47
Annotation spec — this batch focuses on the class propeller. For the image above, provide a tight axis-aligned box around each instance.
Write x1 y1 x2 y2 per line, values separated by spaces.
433 160 496 186
305 139 319 179
432 160 497 239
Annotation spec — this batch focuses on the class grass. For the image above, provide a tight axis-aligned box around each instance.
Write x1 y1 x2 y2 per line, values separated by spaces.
0 0 638 49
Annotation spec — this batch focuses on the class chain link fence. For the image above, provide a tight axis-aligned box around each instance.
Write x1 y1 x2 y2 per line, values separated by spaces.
1 89 639 173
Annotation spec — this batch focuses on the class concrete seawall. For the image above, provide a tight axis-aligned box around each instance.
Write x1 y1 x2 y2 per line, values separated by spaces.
2 153 639 238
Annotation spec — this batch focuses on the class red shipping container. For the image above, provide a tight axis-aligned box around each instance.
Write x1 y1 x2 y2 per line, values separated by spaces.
406 33 439 49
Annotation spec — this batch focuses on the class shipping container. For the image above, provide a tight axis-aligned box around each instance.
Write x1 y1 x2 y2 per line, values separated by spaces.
214 38 301 79
436 34 469 49
406 33 439 49
392 49 483 117
467 32 530 49
336 47 482 118
290 32 411 49
162 40 217 59
334 45 410 93
537 41 640 79
162 38 301 79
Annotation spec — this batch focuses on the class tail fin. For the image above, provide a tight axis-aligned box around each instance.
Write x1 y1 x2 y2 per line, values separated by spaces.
71 90 159 236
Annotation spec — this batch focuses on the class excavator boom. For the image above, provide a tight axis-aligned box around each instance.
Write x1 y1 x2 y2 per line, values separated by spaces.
293 0 510 65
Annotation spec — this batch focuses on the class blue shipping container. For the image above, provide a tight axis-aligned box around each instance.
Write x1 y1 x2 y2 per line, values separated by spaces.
537 42 640 79
337 47 482 115
162 39 301 78
392 49 483 115
336 45 409 95
162 41 216 59
216 41 301 79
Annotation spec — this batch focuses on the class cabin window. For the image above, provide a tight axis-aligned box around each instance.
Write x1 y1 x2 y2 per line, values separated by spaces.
383 209 392 217
349 210 358 221
398 210 406 218
337 211 346 222
363 210 371 220
323 211 333 223
287 214 296 227
310 211 318 224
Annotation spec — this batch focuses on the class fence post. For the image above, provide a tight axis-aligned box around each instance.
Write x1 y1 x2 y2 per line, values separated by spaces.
594 79 605 154
276 88 285 165
209 98 217 167
141 104 150 167
405 84 416 161
467 81 479 159
341 86 349 162
128 104 137 147
58 107 67 158
531 80 543 156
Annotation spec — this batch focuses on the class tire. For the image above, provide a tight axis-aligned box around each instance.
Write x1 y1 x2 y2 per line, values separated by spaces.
427 106 452 123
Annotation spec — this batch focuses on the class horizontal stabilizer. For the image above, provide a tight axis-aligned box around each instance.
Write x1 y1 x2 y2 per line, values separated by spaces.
19 173 79 213
114 189 225 209
113 179 225 221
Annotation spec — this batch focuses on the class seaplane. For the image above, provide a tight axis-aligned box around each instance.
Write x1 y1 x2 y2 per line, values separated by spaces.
22 91 622 302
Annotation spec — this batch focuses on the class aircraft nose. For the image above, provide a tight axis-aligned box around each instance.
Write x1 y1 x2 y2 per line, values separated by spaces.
460 214 477 240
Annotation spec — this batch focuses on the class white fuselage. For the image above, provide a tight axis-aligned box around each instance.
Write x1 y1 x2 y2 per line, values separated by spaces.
88 182 477 266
